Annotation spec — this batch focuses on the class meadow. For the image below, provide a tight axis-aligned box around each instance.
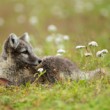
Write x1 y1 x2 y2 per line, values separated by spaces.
0 0 110 110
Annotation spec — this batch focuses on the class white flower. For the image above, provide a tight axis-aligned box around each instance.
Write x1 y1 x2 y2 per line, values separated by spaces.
84 52 92 57
96 51 103 57
101 49 108 54
88 41 98 47
54 34 63 44
57 49 66 53
96 49 108 57
75 45 86 49
48 25 57 32
46 35 54 42
29 16 38 25
63 35 69 40
55 36 63 44
38 68 44 72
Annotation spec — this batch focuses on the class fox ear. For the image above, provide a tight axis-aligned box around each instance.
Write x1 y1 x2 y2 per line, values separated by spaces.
20 32 30 43
9 33 19 49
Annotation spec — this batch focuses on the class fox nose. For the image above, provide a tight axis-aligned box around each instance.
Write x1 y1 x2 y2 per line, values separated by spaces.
33 58 42 66
38 59 42 64
32 59 42 66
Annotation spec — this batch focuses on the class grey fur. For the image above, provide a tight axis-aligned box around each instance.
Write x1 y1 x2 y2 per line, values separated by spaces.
0 33 103 86
35 56 102 83
0 33 41 86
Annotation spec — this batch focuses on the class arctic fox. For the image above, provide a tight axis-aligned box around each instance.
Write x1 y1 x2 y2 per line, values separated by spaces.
0 33 103 86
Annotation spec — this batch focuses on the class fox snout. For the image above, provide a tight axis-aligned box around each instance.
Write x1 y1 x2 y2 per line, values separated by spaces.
34 58 42 66
30 56 42 66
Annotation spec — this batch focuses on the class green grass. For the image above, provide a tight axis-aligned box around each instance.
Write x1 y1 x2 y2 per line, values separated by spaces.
0 0 110 110
0 78 110 110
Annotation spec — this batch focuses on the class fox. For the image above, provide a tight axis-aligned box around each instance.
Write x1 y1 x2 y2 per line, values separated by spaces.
0 33 104 86
0 33 42 86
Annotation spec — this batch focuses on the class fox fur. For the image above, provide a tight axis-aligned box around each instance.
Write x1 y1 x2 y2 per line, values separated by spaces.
0 33 41 86
35 56 102 83
0 33 103 86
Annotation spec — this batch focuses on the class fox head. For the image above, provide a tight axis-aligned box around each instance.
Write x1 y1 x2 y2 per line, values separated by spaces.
2 33 42 66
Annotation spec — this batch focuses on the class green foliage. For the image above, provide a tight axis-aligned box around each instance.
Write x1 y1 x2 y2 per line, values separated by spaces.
0 78 110 110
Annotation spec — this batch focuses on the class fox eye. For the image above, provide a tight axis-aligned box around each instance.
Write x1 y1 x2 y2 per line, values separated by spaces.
21 50 28 54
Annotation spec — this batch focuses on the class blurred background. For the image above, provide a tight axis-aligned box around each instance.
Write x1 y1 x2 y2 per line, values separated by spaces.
0 0 110 51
